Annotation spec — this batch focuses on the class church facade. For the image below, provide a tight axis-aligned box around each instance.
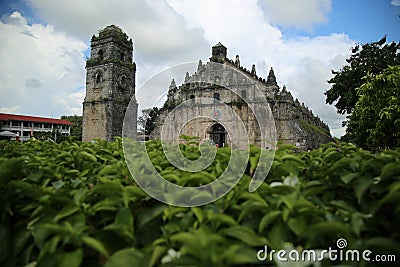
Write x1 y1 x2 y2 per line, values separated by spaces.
152 42 332 150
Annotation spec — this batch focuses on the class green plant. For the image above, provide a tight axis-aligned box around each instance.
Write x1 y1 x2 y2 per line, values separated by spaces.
0 139 399 266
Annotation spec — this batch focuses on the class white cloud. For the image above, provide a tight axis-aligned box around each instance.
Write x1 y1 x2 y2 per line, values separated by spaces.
52 88 86 115
0 105 22 114
26 0 209 64
391 0 400 7
0 11 87 117
257 0 332 29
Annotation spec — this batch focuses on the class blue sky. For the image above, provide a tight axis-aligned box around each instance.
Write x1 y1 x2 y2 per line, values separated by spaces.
267 0 399 43
314 0 399 42
0 0 399 137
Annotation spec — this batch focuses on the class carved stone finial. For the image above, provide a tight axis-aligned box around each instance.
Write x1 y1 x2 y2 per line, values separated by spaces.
266 67 278 87
169 79 177 90
235 55 240 66
184 72 190 83
251 64 256 76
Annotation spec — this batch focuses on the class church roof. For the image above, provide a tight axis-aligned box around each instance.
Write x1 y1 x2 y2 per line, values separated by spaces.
0 113 72 125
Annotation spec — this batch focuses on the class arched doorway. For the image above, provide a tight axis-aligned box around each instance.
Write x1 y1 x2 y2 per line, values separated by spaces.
211 123 226 147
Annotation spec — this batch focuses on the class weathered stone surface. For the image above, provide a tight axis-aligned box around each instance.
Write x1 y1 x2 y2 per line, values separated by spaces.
82 25 137 142
153 42 332 150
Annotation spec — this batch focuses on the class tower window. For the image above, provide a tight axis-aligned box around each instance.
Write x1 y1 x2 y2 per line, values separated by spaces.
190 95 195 99
241 90 247 99
98 49 104 60
120 52 125 61
121 75 126 85
95 72 102 84
213 92 220 101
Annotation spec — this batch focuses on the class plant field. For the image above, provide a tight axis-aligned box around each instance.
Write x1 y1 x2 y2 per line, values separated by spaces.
0 139 399 266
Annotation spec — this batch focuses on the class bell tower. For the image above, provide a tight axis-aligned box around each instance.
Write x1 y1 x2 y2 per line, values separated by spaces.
210 42 227 63
82 25 137 142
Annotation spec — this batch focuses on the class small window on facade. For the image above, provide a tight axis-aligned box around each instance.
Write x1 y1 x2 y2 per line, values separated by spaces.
98 49 104 60
120 52 125 61
190 95 195 99
121 75 126 85
95 72 102 84
241 90 247 99
213 92 220 100
12 121 21 127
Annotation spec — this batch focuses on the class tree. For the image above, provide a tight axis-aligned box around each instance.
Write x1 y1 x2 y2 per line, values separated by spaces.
137 107 160 135
61 115 82 141
325 36 400 115
345 65 400 150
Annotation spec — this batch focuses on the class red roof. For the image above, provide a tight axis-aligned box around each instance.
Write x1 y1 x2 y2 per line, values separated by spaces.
0 113 72 125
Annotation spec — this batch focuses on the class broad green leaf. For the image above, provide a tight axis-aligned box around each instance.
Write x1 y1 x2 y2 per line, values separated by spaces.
52 180 65 190
104 248 144 267
308 221 351 240
210 213 238 226
59 249 83 267
125 185 147 198
351 212 365 236
0 158 24 185
281 154 306 167
267 222 292 249
341 172 359 184
223 244 258 264
136 204 166 231
99 165 119 176
79 151 97 162
82 236 109 258
219 226 267 246
238 200 268 222
288 216 307 236
115 208 134 229
191 207 204 223
54 204 80 222
189 190 214 204
380 162 400 180
149 246 168 267
353 176 373 204
170 232 200 252
259 211 282 233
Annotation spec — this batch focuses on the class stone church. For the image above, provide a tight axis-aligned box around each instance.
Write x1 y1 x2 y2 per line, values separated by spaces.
82 25 331 149
152 42 332 150
82 25 137 142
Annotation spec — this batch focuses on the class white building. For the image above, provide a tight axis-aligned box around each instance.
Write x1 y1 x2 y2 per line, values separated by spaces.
0 113 71 141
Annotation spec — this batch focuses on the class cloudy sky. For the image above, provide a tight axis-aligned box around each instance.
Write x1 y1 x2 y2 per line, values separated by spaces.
0 0 399 137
